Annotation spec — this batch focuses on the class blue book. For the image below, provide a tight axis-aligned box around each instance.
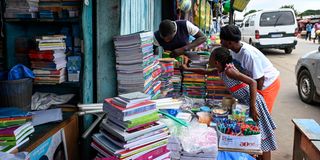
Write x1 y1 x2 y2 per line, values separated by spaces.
0 108 31 119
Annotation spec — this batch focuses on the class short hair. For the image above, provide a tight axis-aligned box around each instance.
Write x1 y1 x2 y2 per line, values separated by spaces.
159 19 176 37
210 47 233 68
220 25 241 42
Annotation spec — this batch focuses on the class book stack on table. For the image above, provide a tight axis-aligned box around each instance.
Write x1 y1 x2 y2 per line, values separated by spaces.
0 108 35 153
92 92 170 160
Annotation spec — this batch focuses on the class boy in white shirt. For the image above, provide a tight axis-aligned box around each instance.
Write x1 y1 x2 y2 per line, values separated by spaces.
219 25 281 114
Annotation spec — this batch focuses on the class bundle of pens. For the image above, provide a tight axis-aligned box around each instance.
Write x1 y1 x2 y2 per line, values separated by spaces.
216 118 260 136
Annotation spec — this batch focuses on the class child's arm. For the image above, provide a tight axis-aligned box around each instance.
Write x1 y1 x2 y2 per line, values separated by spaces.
225 67 259 121
181 56 215 75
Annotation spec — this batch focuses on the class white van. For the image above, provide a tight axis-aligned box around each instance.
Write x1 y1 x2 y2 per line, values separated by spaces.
240 9 298 54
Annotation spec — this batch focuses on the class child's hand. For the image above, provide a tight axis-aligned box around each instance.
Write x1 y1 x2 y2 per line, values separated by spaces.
251 107 260 122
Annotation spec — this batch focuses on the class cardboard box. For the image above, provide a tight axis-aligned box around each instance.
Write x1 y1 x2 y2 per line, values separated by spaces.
217 129 261 150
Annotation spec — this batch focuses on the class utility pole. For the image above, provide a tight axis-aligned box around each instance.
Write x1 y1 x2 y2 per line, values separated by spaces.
229 0 234 25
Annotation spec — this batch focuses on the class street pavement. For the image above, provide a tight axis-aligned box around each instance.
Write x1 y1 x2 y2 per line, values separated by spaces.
260 39 320 160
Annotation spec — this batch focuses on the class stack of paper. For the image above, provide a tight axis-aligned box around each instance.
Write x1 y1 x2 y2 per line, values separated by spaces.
29 35 67 84
152 98 183 110
0 108 34 153
159 59 175 97
92 92 170 160
4 0 39 18
114 31 161 99
206 71 231 101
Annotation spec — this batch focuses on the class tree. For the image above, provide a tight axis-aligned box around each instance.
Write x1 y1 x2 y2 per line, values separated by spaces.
299 10 320 16
280 5 298 16
244 10 258 17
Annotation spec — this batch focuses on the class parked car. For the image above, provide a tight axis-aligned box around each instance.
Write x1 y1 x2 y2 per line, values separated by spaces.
240 9 298 54
295 46 320 103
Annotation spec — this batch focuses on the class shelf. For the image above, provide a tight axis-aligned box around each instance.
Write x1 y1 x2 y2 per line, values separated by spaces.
4 18 80 23
33 82 81 88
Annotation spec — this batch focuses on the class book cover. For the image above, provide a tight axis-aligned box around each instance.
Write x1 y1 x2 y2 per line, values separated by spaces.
0 108 31 119
100 120 166 142
118 92 151 102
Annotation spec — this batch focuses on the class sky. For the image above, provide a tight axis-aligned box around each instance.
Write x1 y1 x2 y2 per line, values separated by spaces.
235 0 320 19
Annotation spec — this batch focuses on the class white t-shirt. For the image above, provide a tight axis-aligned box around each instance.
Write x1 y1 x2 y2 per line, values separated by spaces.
231 42 280 90
154 20 199 46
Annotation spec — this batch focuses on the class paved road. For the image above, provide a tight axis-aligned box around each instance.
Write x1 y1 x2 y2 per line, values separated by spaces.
261 39 320 160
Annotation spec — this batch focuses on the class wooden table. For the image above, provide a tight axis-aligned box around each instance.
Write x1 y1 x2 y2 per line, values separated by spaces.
13 112 79 160
292 119 320 160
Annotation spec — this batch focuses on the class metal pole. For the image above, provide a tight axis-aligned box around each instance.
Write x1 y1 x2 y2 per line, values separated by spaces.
229 0 234 25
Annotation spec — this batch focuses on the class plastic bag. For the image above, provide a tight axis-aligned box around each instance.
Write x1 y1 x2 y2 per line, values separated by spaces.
31 92 74 110
179 123 218 153
8 64 35 80
217 151 255 160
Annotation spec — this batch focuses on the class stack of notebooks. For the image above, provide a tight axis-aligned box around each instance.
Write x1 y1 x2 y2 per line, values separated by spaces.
4 0 39 19
168 60 182 98
0 108 34 153
114 31 161 99
38 0 81 19
159 59 175 97
29 34 67 84
182 52 208 99
182 72 206 99
206 71 231 101
92 92 170 160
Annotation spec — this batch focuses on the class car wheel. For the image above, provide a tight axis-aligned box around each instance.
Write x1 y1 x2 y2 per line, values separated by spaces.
298 69 315 103
285 48 293 54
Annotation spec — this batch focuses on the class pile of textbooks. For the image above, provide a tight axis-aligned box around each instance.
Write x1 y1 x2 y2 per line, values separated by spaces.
159 58 175 97
92 92 170 160
0 108 34 153
4 0 39 19
114 32 161 99
28 34 67 84
206 71 231 101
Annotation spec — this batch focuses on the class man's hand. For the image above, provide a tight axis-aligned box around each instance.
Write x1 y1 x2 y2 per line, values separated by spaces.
181 56 190 70
171 47 185 58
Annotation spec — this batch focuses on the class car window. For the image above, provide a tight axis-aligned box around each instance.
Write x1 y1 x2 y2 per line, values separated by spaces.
260 11 295 26
250 15 255 26
245 19 249 27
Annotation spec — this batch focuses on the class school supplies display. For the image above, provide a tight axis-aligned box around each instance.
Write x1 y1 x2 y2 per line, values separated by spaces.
159 59 175 97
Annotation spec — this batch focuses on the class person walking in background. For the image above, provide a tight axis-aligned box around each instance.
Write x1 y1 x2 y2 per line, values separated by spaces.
311 26 316 43
219 25 281 113
305 22 312 41
314 22 320 43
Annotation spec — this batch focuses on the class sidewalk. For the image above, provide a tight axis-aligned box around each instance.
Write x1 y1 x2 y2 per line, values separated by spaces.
297 37 320 44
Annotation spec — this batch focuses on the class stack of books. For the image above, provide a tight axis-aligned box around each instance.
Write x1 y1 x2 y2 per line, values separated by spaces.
4 0 39 19
159 59 175 97
28 34 67 84
61 0 81 18
92 92 170 160
114 31 161 99
206 71 231 101
0 108 34 153
168 60 182 98
182 72 206 99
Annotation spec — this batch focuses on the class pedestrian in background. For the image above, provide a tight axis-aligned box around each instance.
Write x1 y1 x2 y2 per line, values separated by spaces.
305 22 312 41
219 25 281 114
